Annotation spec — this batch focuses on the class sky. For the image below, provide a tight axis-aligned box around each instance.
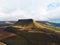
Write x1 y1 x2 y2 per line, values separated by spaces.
0 0 60 23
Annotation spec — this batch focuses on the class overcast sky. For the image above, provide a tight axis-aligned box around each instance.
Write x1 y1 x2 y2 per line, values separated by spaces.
0 0 60 23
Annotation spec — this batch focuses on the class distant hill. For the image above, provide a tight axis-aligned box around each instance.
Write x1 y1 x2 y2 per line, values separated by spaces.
0 21 16 26
0 21 16 24
0 21 60 27
37 21 60 27
51 23 60 26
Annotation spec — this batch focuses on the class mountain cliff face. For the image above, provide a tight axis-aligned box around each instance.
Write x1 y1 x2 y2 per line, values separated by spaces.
1 19 60 45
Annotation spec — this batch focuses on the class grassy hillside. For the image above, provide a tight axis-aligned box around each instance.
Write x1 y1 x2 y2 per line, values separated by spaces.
37 22 60 33
1 19 60 45
11 19 60 33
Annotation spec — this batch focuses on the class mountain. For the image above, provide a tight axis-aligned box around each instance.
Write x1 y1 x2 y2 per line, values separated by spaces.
0 21 16 27
0 19 60 45
37 21 60 27
37 21 60 32
5 19 57 33
51 23 60 26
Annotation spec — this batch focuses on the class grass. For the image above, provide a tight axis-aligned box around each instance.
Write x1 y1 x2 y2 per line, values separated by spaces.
1 19 60 45
11 20 60 33
0 42 6 45
39 22 60 33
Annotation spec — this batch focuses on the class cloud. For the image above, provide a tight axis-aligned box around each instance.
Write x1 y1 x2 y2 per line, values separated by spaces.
33 0 60 22
0 0 60 23
0 0 32 21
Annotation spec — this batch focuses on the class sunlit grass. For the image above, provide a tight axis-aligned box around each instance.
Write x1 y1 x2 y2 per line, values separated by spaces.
0 42 6 45
11 20 60 33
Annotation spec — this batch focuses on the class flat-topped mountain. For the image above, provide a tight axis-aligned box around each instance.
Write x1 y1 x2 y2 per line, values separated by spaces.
5 19 60 33
5 19 53 32
16 19 33 24
0 19 60 45
14 19 34 26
